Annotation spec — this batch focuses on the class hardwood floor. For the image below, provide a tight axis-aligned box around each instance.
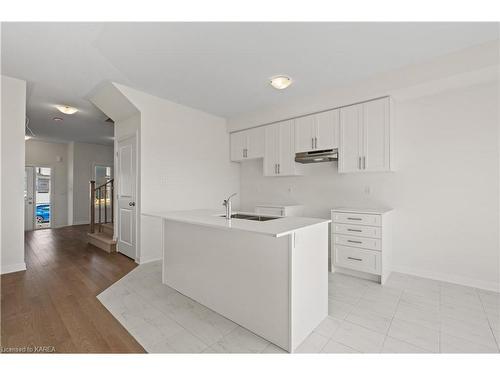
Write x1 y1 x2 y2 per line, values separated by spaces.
1 225 145 353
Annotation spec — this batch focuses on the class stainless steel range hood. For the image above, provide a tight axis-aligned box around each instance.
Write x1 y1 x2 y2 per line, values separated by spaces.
295 149 338 164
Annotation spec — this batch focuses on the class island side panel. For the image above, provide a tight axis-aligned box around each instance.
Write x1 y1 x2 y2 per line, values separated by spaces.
163 220 291 351
290 222 329 351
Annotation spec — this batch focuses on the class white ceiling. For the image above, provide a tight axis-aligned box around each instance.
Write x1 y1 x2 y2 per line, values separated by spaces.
2 22 498 145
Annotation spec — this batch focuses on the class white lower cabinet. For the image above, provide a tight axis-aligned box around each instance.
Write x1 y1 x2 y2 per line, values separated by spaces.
331 208 393 284
335 245 381 275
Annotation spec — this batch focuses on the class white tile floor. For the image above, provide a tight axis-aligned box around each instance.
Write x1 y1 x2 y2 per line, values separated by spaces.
97 261 500 353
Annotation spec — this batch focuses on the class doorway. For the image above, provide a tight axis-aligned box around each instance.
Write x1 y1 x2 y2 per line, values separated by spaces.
24 166 52 230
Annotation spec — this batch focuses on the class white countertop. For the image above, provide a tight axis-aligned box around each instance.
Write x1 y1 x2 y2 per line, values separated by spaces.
144 209 330 238
331 207 393 214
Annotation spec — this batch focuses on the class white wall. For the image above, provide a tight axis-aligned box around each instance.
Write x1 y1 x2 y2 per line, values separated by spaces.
228 40 499 132
1 75 27 274
238 80 499 292
25 140 69 228
114 84 240 263
70 142 114 225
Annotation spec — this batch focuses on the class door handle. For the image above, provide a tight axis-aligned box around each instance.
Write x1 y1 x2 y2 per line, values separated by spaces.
129 202 135 207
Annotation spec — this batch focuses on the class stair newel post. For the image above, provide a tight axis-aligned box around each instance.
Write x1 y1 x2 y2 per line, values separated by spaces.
111 180 114 224
90 180 95 234
104 185 108 224
98 187 102 228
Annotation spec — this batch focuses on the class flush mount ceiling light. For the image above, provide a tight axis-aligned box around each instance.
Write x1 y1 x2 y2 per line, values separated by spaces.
53 117 64 122
55 104 79 115
270 75 292 90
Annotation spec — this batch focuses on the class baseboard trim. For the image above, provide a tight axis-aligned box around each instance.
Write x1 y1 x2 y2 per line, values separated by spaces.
72 220 89 226
391 265 500 293
1 262 27 275
138 257 161 265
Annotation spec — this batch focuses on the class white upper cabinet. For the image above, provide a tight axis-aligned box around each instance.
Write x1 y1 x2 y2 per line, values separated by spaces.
230 127 265 162
339 104 363 173
295 115 316 152
230 131 247 161
363 98 390 171
246 127 265 159
295 110 339 153
315 109 339 150
264 120 301 176
339 97 392 173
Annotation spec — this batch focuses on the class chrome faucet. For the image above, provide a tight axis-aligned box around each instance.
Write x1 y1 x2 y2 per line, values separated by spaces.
222 193 237 219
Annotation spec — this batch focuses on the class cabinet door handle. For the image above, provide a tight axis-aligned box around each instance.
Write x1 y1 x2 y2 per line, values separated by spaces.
347 257 363 262
274 164 277 174
358 156 361 169
278 164 280 174
311 138 314 149
347 239 362 244
347 217 362 221
315 137 317 149
347 228 362 232
363 156 366 169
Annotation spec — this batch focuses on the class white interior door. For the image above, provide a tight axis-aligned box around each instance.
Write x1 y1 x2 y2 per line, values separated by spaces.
117 136 137 259
24 166 34 231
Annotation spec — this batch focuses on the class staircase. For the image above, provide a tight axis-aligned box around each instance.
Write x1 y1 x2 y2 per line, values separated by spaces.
87 179 117 253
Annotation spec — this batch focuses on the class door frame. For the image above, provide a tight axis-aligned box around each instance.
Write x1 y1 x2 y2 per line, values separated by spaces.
115 131 140 263
25 164 56 230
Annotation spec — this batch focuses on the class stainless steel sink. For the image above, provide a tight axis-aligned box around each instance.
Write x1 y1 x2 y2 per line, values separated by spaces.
219 213 280 221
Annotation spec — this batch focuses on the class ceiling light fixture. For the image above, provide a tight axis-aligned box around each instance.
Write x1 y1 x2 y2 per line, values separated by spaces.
270 75 292 90
53 117 64 122
55 105 79 115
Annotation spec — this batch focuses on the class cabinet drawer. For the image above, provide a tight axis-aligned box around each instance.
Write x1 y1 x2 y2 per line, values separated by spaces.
332 223 381 238
332 212 381 226
334 234 381 251
334 245 381 275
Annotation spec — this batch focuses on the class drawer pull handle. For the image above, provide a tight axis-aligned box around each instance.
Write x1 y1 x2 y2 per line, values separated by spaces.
347 229 362 232
347 217 362 221
347 257 362 261
347 240 362 244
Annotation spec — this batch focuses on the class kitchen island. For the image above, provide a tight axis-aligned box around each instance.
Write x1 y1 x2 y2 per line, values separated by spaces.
149 209 330 352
